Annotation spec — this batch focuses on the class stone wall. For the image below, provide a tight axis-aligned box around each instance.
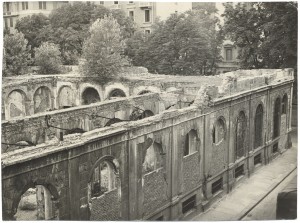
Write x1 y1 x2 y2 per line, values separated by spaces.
1 69 294 221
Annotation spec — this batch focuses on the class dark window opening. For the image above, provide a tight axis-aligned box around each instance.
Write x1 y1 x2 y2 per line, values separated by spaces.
138 90 152 95
235 164 244 178
82 87 100 105
114 1 118 4
184 134 189 156
212 178 223 195
182 195 196 214
184 130 198 157
254 104 263 148
145 10 150 22
39 1 46 10
145 29 151 34
22 2 28 10
129 11 134 20
254 154 262 166
212 117 226 144
225 48 233 61
273 142 279 153
99 1 104 4
273 98 281 139
10 18 13 27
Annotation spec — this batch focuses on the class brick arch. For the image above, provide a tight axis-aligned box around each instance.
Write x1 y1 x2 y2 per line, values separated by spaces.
107 88 127 100
212 116 226 144
33 86 53 114
6 89 28 119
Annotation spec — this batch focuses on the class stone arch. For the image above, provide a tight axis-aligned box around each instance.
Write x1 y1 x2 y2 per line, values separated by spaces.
6 89 27 119
254 103 264 148
88 155 121 220
235 111 247 160
212 116 226 144
33 86 52 114
11 181 59 220
81 87 101 105
273 97 281 139
107 88 127 100
57 85 75 109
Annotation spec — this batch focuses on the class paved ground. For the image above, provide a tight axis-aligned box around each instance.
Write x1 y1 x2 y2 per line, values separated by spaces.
192 129 297 221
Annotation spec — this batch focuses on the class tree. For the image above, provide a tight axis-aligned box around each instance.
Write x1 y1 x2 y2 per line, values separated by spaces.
126 11 221 75
222 2 297 70
81 14 128 78
3 31 31 76
15 13 49 56
34 42 62 74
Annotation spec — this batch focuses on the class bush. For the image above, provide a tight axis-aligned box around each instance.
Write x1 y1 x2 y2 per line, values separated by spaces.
34 42 62 74
3 31 31 76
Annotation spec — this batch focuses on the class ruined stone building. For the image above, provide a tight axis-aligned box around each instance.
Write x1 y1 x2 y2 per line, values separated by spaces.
1 68 294 220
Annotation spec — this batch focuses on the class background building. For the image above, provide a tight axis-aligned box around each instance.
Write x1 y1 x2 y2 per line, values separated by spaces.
3 1 68 32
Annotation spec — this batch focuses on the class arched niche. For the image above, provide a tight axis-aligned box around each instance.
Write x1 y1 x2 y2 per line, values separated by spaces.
7 90 27 119
57 86 74 109
33 86 52 114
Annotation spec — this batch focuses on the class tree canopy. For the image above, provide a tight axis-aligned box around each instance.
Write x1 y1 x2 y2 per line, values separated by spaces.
81 14 129 78
222 2 297 70
3 31 31 76
126 10 222 75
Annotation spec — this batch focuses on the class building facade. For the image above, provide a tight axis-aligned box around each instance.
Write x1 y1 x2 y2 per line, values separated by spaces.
1 68 294 220
3 1 68 32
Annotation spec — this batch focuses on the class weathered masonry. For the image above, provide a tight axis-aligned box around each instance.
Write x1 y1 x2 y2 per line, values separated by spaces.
2 69 294 220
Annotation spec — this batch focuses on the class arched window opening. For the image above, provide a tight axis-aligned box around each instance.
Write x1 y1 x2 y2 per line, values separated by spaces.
7 90 26 119
254 104 264 148
281 94 288 114
82 87 100 105
184 129 198 157
108 89 126 100
91 160 117 198
212 117 226 144
14 185 58 220
142 142 163 174
104 118 123 127
57 86 74 109
235 111 247 160
273 97 281 139
33 86 52 114
138 90 152 95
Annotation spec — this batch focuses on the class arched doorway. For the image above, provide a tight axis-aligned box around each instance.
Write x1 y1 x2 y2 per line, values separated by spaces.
82 87 101 105
14 185 58 220
33 86 52 114
7 90 27 119
107 89 126 100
